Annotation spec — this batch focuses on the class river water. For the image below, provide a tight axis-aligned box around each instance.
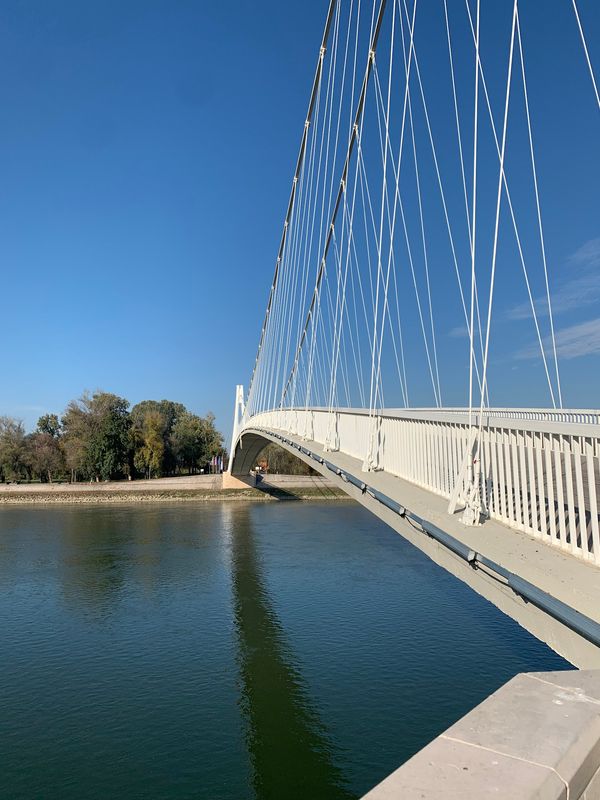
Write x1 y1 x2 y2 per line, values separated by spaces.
0 501 568 799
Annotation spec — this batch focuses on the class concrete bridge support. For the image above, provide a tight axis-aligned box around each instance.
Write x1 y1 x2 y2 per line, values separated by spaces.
222 472 256 490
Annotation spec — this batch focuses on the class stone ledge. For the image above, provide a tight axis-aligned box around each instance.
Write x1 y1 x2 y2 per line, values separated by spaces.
361 669 600 800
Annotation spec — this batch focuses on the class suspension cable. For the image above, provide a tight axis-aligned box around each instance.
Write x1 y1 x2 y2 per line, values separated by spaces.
246 0 338 406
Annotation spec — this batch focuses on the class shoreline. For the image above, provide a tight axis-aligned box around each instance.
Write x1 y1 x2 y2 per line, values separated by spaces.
0 490 351 505
0 476 350 505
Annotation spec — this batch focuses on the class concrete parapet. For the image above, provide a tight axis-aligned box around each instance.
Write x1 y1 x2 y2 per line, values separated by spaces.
361 669 600 799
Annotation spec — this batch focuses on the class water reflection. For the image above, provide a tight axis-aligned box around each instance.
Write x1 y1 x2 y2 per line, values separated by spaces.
228 505 352 800
56 506 225 616
0 504 570 799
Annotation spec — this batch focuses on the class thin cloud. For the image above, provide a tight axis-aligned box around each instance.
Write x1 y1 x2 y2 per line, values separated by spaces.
507 237 600 320
448 325 468 338
569 237 600 268
516 317 600 361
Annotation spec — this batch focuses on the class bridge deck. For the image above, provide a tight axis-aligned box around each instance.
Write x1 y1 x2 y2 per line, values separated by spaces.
248 427 600 668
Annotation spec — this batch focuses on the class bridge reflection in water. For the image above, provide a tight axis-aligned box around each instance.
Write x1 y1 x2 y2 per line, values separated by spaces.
226 504 352 800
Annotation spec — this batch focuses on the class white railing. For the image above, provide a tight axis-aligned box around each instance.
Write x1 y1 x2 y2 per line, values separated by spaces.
242 407 600 566
397 408 600 425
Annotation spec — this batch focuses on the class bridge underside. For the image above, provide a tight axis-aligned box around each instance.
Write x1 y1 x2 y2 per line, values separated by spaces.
230 431 274 477
230 427 600 669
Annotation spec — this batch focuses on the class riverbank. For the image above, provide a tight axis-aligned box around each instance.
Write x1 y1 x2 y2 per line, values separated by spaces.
0 474 349 504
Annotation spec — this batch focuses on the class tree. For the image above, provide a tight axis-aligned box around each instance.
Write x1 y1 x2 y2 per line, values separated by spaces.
200 412 224 466
0 417 28 482
133 410 166 479
25 432 65 483
170 412 203 473
130 400 186 476
61 398 93 482
37 413 61 438
62 391 131 481
87 392 131 481
256 443 315 475
171 411 224 473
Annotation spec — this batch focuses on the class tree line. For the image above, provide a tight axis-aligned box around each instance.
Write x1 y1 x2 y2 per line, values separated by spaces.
256 443 316 475
0 392 225 483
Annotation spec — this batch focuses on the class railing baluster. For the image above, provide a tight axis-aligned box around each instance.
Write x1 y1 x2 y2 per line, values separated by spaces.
419 422 426 488
563 437 578 555
585 438 600 565
535 432 548 543
527 430 538 536
433 423 441 493
442 425 450 497
545 435 557 546
489 428 499 519
554 439 568 551
450 426 458 496
496 429 507 521
518 429 529 531
573 436 588 559
509 430 520 528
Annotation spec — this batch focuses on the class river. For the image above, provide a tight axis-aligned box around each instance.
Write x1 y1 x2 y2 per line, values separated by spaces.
0 501 568 799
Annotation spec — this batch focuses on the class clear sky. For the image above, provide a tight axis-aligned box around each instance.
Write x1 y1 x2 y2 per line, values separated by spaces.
1 1 599 438
0 0 325 436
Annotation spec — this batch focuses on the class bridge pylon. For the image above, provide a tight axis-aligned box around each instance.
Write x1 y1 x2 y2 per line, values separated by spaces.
224 385 256 489
228 384 246 464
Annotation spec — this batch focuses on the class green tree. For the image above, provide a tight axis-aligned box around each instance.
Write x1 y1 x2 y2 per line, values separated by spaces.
130 400 186 476
61 397 92 481
170 411 202 473
62 391 131 481
201 412 224 465
171 411 224 473
25 432 65 483
87 392 131 481
256 443 315 475
37 413 61 438
0 417 28 482
133 410 166 479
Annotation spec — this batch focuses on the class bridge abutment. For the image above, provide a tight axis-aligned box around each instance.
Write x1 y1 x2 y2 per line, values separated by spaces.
222 472 256 490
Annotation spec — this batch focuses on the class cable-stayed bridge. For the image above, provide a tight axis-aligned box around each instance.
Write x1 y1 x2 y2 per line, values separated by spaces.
227 0 600 669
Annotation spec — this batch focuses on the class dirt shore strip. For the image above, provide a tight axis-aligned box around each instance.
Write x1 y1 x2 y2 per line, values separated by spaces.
0 474 349 504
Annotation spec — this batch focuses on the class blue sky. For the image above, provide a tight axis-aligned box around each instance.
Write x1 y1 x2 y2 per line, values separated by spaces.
0 1 599 438
0 0 324 435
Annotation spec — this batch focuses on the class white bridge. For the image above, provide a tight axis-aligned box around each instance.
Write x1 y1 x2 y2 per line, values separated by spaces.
228 0 600 671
